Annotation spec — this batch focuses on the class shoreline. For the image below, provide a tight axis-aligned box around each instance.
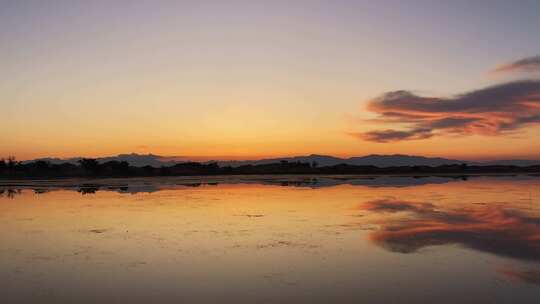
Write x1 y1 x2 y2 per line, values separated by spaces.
1 173 538 193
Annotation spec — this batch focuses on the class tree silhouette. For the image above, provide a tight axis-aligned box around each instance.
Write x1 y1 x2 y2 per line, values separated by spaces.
7 156 18 169
0 158 6 171
0 155 539 178
101 161 130 176
34 160 51 171
78 158 100 176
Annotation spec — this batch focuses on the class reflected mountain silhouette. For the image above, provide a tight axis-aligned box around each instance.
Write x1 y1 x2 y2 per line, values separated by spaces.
360 199 540 261
1 176 537 197
0 176 469 196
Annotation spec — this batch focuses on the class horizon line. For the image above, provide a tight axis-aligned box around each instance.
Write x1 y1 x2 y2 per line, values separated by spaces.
9 152 540 163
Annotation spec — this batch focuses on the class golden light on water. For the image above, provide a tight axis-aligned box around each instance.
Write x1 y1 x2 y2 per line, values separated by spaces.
1 177 539 303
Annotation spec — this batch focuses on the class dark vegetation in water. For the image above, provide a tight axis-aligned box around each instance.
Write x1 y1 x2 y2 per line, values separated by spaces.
1 156 539 178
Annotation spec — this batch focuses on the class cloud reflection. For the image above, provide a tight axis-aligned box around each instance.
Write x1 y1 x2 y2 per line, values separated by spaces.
500 267 540 285
360 199 540 261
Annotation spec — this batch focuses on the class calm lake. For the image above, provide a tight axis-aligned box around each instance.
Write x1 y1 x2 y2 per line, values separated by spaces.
1 175 539 303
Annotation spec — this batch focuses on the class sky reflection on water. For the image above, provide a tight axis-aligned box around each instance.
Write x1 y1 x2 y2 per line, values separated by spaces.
1 176 539 303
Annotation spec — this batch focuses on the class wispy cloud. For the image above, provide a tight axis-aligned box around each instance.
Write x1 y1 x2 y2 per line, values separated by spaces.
352 80 540 142
492 55 540 74
349 128 433 143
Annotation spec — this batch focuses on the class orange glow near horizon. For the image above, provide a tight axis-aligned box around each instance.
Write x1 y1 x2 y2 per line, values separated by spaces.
2 2 540 162
4 135 540 162
4 125 540 161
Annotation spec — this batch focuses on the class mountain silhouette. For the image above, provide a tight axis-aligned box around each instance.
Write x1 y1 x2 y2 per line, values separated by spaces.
23 153 540 168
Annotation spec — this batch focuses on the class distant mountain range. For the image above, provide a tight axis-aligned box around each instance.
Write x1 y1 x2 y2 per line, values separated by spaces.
24 153 540 167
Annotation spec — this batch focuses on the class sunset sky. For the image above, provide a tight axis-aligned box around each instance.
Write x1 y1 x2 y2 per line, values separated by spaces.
2 0 540 161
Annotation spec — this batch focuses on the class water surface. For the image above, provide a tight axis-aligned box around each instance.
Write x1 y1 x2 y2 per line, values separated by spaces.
1 176 539 303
